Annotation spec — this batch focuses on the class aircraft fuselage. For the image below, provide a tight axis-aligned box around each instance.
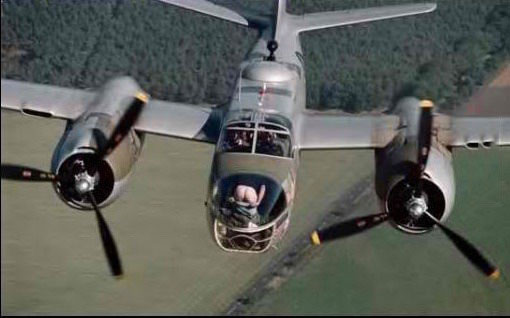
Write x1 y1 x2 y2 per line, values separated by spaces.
205 29 307 252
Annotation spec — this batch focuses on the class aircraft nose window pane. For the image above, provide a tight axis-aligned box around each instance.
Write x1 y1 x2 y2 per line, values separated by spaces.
221 129 253 153
215 224 274 252
256 131 291 157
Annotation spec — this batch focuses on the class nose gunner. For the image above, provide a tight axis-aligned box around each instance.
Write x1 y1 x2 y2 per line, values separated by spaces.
229 184 266 227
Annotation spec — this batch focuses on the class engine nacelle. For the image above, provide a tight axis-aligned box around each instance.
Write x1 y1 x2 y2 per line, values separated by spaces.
375 141 455 234
50 77 145 210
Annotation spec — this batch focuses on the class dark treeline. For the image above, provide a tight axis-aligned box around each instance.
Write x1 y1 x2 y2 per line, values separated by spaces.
1 0 509 112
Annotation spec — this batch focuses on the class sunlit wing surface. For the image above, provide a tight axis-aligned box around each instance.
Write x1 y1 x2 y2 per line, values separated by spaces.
436 115 510 147
1 79 95 120
134 100 221 143
156 0 249 26
291 3 437 33
297 111 400 150
1 79 221 143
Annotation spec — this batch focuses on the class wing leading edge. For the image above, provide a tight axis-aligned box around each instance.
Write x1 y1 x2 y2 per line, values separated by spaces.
1 79 221 143
436 115 510 147
134 100 223 143
297 111 400 150
298 109 510 150
156 0 249 26
290 3 437 33
1 79 95 120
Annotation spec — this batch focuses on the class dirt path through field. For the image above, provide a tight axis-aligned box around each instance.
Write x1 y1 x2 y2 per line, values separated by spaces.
233 62 510 315
462 63 510 116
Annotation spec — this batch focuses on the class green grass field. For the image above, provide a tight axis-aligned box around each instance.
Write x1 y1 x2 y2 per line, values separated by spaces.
1 111 375 315
249 148 510 315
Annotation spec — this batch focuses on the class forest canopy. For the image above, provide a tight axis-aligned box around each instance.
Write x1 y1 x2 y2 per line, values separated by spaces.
1 0 509 112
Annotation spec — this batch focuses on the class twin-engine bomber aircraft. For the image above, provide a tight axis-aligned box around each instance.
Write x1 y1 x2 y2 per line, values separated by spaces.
1 0 509 279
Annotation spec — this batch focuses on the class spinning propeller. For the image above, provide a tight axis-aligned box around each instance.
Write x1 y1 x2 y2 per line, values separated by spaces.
310 100 500 280
1 93 147 277
410 100 434 197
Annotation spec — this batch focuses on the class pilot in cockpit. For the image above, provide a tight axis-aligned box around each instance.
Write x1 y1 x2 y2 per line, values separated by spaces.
257 131 285 157
223 129 253 153
235 131 252 148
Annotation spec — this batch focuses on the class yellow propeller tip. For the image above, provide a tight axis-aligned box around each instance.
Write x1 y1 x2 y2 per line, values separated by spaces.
136 91 149 103
310 231 321 245
489 269 500 280
420 100 435 108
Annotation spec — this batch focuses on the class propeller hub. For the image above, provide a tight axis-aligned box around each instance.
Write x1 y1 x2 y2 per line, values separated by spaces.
405 196 427 219
74 172 97 195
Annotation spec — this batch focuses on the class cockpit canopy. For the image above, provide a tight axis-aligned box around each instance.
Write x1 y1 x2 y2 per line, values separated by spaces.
219 112 293 158
242 61 300 82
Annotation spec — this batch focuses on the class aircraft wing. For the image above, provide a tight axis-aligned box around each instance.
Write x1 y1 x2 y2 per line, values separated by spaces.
156 0 249 26
134 100 222 143
436 115 510 147
1 79 221 143
1 79 95 120
291 3 437 33
297 111 400 150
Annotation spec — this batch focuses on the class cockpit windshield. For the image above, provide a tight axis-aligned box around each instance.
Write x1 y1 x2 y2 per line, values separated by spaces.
222 129 254 153
219 112 293 158
255 131 291 157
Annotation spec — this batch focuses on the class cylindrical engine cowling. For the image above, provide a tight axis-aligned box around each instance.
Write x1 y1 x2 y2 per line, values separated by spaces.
377 144 455 234
51 123 141 210
48 77 145 210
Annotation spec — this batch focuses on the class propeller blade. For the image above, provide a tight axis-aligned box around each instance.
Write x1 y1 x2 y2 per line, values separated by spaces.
408 100 434 193
1 164 57 182
417 100 433 174
95 92 148 159
310 213 388 245
423 211 499 279
87 192 123 278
